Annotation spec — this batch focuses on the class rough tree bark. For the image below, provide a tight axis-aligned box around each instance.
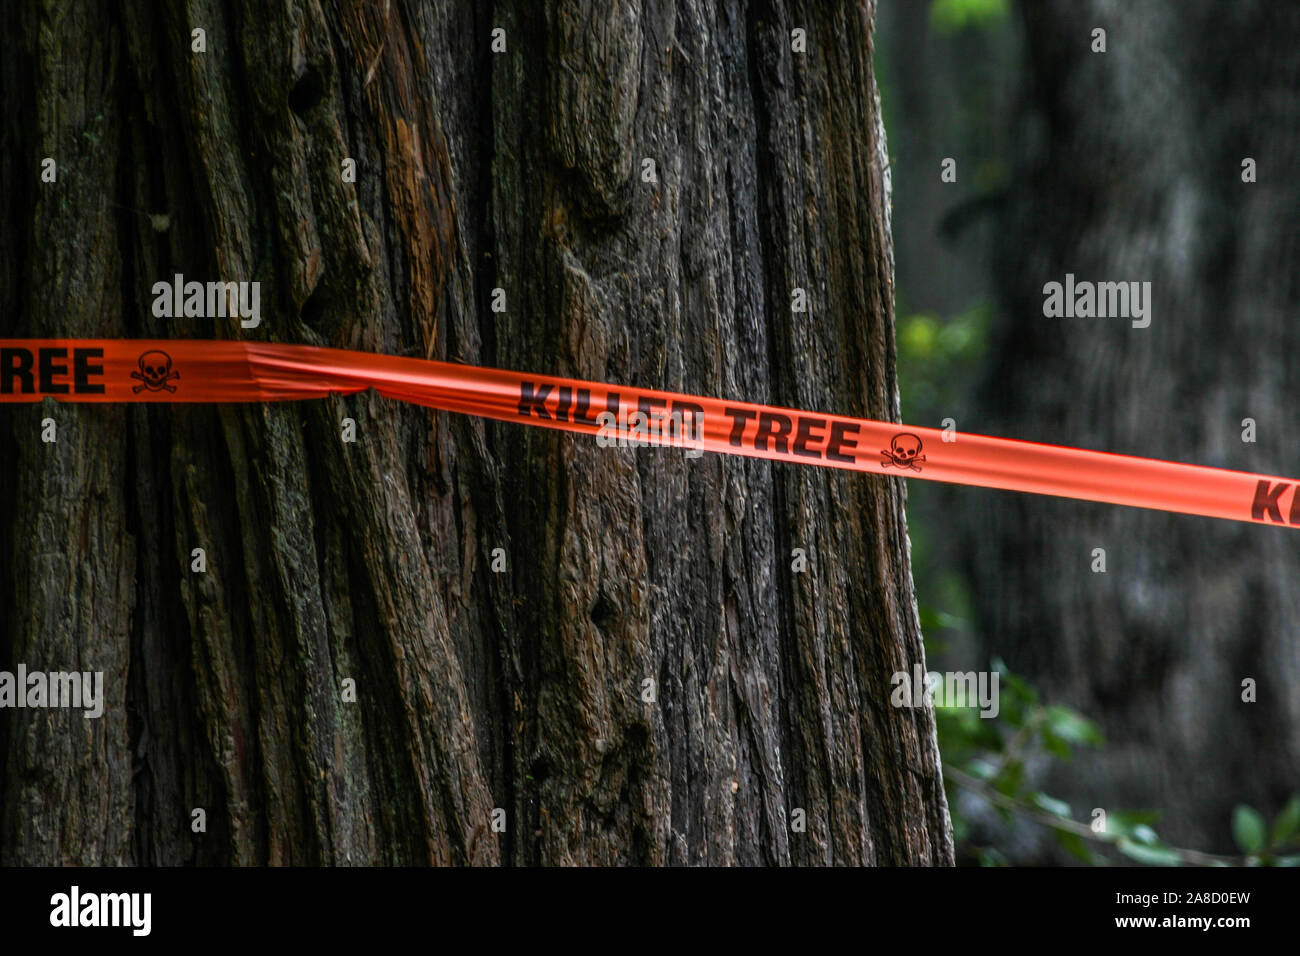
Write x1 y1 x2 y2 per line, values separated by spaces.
962 0 1300 854
0 0 951 865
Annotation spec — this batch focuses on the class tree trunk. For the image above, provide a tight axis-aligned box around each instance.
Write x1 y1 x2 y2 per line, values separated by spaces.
963 0 1300 855
0 0 951 866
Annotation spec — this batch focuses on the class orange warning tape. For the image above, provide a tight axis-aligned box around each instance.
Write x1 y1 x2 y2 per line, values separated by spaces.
2 338 1297 528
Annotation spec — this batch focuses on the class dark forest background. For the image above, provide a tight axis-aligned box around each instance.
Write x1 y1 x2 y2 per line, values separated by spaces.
878 0 1300 864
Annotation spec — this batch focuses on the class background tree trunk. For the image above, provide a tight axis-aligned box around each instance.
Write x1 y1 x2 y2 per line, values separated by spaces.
0 0 951 865
961 0 1300 855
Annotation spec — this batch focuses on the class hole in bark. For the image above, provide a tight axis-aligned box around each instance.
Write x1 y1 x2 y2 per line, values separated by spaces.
590 592 617 631
527 758 551 784
289 67 325 117
624 722 649 753
301 285 326 326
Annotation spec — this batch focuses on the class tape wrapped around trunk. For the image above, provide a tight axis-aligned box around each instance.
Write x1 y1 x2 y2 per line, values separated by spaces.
1 338 1296 529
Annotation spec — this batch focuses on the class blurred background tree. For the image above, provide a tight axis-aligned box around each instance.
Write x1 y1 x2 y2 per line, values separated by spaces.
877 0 1300 862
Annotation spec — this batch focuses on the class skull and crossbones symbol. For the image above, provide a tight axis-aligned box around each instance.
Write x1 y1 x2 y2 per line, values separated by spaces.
881 432 925 471
131 350 179 393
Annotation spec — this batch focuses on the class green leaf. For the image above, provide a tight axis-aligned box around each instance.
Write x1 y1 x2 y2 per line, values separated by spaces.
899 315 939 358
991 760 1025 798
951 815 970 847
1055 829 1096 864
1041 732 1071 760
929 0 1010 33
975 845 1010 867
1030 792 1072 818
1232 805 1268 855
991 658 1039 706
1130 824 1160 846
917 605 944 634
1270 795 1300 848
1117 838 1183 866
1105 809 1163 837
1043 705 1104 747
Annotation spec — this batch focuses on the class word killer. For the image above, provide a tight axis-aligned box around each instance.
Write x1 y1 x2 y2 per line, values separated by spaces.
597 408 704 457
50 886 151 936
515 383 865 464
152 272 261 328
890 664 1000 719
1250 480 1300 525
0 666 104 718
1042 273 1152 328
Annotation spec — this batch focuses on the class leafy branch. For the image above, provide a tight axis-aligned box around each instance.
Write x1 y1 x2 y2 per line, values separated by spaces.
935 658 1300 866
